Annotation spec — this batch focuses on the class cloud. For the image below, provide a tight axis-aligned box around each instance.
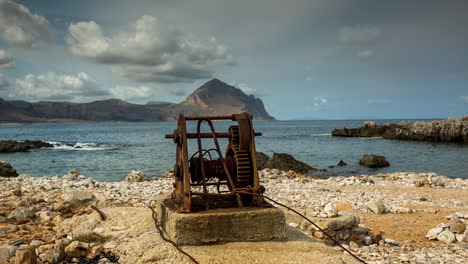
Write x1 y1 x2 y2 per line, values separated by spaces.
312 96 328 109
358 49 374 57
0 50 15 69
0 0 54 47
0 73 9 90
229 82 256 95
339 25 381 42
460 96 468 104
14 72 111 101
66 15 235 84
110 85 153 100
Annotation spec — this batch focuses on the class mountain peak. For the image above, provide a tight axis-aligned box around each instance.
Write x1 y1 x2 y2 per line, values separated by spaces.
182 78 274 120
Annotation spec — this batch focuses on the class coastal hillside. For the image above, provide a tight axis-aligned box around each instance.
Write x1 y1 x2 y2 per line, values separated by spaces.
0 79 274 123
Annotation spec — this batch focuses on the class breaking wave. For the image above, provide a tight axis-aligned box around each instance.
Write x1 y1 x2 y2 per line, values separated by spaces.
47 141 109 151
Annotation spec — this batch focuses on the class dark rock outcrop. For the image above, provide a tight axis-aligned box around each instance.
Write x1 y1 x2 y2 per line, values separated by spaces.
0 160 18 177
256 152 270 170
0 79 274 123
265 153 316 174
332 116 468 142
359 155 390 168
0 140 53 153
337 160 348 166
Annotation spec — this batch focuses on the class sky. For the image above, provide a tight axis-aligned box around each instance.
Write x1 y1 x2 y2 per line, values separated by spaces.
0 0 467 120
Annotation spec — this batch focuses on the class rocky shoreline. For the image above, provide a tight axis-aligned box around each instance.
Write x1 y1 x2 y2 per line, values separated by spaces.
332 116 468 142
0 169 466 263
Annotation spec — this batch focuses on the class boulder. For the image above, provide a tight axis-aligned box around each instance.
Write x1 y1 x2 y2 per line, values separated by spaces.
125 171 149 182
426 227 444 240
63 191 96 203
0 160 18 177
14 245 37 264
437 230 456 243
65 241 89 258
324 203 338 217
359 155 390 168
449 217 466 233
367 200 386 214
8 208 36 220
0 246 17 262
265 153 315 174
256 152 270 170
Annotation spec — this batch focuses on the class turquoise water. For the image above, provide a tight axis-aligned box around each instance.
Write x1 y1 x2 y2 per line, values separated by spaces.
0 120 467 181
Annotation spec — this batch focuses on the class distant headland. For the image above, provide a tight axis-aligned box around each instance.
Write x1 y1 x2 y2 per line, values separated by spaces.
0 79 274 123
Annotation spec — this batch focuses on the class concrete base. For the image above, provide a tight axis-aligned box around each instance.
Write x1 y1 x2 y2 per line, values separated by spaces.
157 198 287 245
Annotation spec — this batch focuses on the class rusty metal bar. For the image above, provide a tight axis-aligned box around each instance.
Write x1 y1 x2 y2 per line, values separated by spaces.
165 132 262 139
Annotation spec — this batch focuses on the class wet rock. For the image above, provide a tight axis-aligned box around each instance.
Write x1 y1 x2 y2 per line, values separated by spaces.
8 208 36 220
0 140 53 153
0 160 18 177
367 200 386 214
15 245 37 264
265 153 316 174
65 241 89 258
337 160 347 166
437 230 456 243
256 152 270 170
359 155 390 168
449 217 466 233
125 171 149 182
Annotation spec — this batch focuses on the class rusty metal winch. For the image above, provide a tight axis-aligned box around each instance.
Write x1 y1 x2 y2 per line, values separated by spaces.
165 113 265 212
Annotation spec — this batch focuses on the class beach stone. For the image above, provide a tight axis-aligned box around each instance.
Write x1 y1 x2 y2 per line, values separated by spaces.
359 155 390 168
63 191 95 203
437 230 456 243
363 235 372 245
15 245 37 264
0 246 17 262
73 219 100 238
383 238 400 246
0 160 18 177
367 200 386 214
369 229 384 244
8 208 36 220
65 241 89 258
87 244 103 259
426 227 444 240
125 171 149 182
324 203 338 217
455 230 468 242
449 217 466 233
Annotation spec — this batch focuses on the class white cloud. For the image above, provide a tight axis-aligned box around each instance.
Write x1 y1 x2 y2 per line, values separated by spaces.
66 15 235 84
0 0 54 47
460 96 468 104
14 72 110 101
110 85 153 100
339 25 381 42
358 49 374 57
0 50 15 69
312 96 328 109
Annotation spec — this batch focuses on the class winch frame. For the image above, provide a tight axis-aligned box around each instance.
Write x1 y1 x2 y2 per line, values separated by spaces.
165 113 264 213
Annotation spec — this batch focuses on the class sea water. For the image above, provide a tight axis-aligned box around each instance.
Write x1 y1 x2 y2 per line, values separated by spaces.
0 120 467 181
